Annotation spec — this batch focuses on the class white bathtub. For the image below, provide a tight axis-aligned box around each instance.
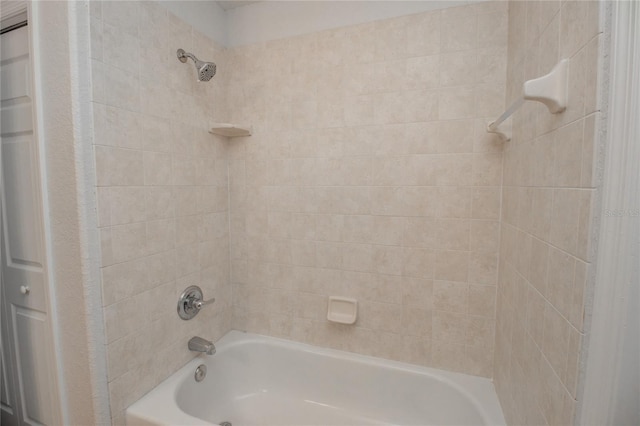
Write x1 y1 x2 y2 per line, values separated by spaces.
126 331 505 426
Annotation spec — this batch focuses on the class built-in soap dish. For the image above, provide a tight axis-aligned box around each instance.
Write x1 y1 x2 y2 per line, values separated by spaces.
327 296 357 325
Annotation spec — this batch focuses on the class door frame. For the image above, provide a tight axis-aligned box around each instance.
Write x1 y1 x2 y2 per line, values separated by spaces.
578 0 640 424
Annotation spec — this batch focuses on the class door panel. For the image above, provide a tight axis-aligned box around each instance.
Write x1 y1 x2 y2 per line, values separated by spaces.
1 102 33 135
0 21 28 60
0 55 31 100
1 26 32 136
13 306 51 426
2 137 43 271
0 328 14 412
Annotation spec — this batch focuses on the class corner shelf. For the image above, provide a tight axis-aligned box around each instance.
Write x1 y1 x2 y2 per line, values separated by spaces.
209 123 252 138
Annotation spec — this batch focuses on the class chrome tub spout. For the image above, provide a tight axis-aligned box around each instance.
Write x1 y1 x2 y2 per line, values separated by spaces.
188 336 216 355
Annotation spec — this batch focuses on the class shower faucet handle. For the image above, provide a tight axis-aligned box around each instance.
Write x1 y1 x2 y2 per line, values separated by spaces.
177 285 215 320
194 296 216 310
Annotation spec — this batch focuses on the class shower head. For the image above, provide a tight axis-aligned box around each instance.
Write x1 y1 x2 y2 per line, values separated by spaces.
177 48 217 82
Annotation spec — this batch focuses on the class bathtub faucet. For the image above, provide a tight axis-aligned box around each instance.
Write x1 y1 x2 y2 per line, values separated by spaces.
188 336 216 355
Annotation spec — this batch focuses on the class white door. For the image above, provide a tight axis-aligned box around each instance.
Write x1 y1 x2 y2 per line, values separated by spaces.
1 16 60 426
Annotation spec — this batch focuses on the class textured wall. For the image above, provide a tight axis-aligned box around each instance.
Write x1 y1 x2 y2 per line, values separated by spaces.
88 2 232 423
493 1 601 424
226 2 508 377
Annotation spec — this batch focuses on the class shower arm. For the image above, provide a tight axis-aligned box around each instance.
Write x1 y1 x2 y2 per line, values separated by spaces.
177 48 196 64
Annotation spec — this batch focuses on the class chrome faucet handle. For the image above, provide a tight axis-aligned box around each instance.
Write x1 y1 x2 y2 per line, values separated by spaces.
178 285 215 320
194 296 215 310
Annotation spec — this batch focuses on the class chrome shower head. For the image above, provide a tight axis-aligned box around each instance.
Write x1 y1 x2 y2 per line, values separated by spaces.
177 48 217 82
195 60 216 82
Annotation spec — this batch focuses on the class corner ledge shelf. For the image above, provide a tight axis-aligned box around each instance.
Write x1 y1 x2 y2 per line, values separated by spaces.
209 123 252 138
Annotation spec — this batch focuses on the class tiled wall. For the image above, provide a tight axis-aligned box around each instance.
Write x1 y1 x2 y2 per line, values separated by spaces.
89 2 233 423
494 1 601 424
226 2 508 377
88 1 605 423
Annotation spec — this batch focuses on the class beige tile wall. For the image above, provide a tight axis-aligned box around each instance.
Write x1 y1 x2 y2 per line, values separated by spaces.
89 2 233 423
494 1 601 424
90 2 605 423
226 2 508 377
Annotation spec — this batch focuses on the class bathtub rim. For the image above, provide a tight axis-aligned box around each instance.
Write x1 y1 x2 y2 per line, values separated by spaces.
126 330 505 426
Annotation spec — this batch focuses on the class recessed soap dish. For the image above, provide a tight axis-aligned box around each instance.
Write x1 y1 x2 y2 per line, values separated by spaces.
327 296 358 325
